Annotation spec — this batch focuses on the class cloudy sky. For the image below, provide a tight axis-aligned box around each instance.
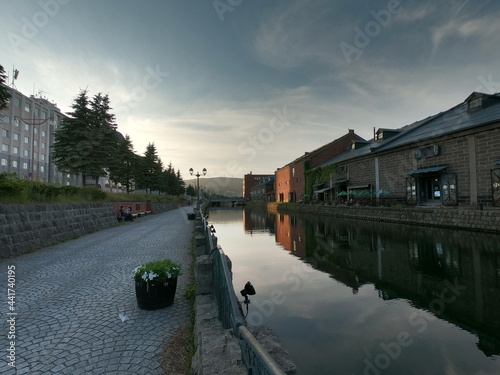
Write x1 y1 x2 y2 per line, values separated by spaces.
2 0 500 179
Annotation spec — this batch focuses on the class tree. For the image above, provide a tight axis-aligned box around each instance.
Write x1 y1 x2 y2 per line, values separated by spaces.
52 90 93 186
176 169 185 196
88 93 119 186
52 90 119 187
186 184 196 197
136 143 162 194
108 134 138 193
0 64 11 111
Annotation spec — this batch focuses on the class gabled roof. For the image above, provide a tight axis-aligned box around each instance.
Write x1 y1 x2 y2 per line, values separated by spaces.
314 92 500 169
279 129 365 169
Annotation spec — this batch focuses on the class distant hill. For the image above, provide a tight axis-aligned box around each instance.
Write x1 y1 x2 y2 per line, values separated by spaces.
184 177 243 197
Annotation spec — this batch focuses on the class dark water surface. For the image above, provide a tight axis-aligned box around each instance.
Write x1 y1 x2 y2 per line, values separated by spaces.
207 207 500 375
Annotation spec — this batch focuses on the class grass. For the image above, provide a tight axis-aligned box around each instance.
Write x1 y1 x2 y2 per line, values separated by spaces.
159 230 197 374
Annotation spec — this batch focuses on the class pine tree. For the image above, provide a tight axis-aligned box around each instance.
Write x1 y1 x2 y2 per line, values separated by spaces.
88 93 119 186
0 65 10 110
108 134 138 193
52 90 119 187
137 143 162 194
52 90 94 186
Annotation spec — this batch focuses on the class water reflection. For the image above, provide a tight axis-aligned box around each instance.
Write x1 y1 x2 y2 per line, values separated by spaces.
210 208 500 374
280 212 500 357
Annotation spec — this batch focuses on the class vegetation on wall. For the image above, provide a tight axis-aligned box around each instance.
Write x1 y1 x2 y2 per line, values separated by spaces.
304 164 337 196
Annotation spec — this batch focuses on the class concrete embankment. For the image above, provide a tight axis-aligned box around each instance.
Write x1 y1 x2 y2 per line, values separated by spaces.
267 203 500 233
0 201 181 258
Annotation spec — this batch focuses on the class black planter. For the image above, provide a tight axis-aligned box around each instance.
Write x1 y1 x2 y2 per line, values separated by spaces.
135 277 178 310
187 213 196 220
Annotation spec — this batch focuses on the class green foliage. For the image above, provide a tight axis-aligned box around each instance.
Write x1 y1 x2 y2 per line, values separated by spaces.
52 90 119 186
132 259 182 283
0 64 10 110
304 164 337 196
0 172 107 203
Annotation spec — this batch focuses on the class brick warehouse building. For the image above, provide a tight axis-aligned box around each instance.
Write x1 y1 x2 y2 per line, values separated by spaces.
275 129 364 202
243 172 274 200
311 92 500 207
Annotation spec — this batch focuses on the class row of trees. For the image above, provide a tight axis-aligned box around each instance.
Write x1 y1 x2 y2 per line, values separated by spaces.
52 89 186 195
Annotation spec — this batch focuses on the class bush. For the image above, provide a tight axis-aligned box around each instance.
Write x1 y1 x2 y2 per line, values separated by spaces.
0 173 107 203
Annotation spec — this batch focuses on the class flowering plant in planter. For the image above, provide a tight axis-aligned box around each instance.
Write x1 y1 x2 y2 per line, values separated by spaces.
132 259 182 283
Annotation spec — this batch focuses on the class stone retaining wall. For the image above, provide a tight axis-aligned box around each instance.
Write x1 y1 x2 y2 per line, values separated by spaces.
269 203 500 233
0 203 117 258
0 201 184 259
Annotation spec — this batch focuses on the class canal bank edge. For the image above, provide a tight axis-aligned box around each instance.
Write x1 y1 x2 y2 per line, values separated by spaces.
0 201 183 259
192 207 297 375
266 202 500 233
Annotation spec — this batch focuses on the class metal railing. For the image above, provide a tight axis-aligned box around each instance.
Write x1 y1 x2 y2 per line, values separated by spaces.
199 213 287 375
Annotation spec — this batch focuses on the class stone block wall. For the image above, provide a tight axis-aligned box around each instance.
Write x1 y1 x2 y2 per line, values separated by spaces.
0 201 184 258
0 203 117 258
270 203 500 233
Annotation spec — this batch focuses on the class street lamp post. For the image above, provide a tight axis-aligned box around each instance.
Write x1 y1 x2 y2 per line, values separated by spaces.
189 167 207 201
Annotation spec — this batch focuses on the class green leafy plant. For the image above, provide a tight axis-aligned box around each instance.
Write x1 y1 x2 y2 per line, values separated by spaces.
132 259 182 283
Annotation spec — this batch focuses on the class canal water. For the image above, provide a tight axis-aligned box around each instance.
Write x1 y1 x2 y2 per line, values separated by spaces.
207 207 500 375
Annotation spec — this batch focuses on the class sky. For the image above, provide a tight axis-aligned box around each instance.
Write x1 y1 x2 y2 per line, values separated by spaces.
2 0 500 180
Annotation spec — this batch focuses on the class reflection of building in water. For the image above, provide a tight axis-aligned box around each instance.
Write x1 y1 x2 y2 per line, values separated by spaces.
274 214 306 257
242 207 276 235
303 215 500 357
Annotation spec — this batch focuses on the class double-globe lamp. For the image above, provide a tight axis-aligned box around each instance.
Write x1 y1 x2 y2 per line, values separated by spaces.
189 168 207 198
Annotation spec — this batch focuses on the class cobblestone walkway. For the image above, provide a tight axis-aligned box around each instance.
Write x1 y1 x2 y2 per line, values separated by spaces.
1 206 194 375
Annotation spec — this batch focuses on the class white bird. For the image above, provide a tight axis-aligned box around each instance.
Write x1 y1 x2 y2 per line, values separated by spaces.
119 313 129 322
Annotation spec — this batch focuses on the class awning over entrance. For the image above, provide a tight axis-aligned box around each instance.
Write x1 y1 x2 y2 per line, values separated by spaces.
314 187 332 194
331 178 349 185
405 166 447 175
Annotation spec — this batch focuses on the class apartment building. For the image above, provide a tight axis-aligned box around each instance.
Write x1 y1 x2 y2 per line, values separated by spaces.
0 84 80 185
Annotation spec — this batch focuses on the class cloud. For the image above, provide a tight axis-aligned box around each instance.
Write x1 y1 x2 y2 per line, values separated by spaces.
250 0 342 69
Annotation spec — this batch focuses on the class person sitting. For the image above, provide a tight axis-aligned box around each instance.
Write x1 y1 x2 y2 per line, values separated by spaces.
119 206 134 222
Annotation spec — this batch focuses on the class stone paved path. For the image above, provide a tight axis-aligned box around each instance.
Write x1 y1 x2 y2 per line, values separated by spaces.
1 206 194 375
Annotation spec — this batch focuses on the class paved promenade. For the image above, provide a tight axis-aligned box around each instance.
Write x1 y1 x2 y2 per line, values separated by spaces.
1 206 194 375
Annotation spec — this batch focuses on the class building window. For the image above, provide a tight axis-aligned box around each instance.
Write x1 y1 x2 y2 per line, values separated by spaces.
24 136 29 144
22 162 28 170
24 124 29 131
24 102 31 113
468 97 482 110
1 144 8 152
14 119 19 127
34 140 38 147
13 133 19 141
14 97 20 107
41 130 46 137
1 129 9 138
23 149 28 157
3 115 10 123
337 165 347 173
1 158 7 166
41 142 45 149
41 112 47 120
34 108 40 117
41 154 45 161
12 160 18 168
34 127 39 135
34 152 38 160
40 165 45 172
13 147 18 154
